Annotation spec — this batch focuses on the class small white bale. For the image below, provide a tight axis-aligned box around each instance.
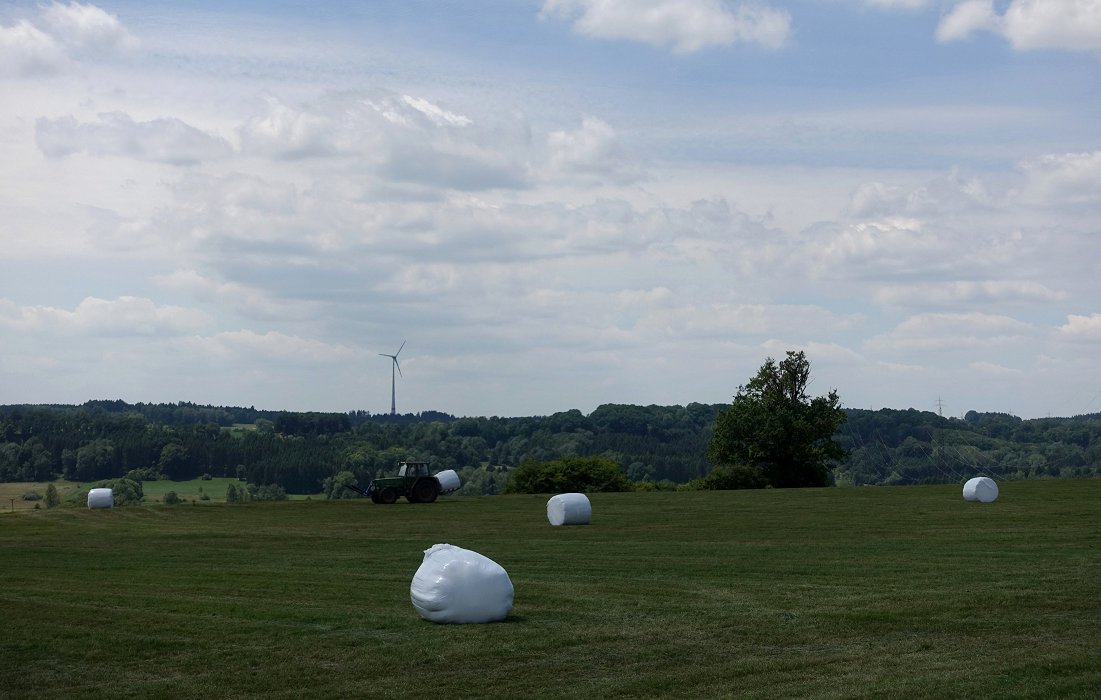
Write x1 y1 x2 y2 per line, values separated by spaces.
410 544 513 624
434 469 461 494
547 492 592 526
963 477 999 503
87 488 114 509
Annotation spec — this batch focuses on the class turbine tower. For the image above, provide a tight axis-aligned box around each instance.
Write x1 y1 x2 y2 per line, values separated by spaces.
379 341 405 416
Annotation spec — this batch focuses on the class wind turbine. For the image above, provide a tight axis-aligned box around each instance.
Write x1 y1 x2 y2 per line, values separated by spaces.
379 341 405 416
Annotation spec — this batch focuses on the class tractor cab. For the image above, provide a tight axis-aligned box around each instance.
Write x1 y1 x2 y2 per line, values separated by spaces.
398 461 431 478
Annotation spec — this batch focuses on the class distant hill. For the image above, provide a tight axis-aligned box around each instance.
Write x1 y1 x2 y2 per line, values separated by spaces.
1 401 1098 492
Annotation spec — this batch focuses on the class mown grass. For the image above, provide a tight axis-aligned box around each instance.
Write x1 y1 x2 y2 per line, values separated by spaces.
1 481 1099 698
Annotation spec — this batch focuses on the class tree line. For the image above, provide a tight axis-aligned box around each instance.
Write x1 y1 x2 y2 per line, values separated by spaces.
1 399 1099 494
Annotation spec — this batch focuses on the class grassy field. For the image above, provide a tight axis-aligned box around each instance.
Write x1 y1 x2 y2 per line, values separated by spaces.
0 479 320 509
2 481 1099 698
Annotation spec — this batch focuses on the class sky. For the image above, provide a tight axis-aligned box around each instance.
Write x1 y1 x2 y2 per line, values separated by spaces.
1 0 1099 419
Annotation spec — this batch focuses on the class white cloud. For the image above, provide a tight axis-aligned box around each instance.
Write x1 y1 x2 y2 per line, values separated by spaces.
1057 313 1101 341
0 296 210 337
634 303 858 340
238 97 338 159
935 0 997 42
845 169 995 219
867 312 1035 352
937 0 1101 53
39 1 138 56
540 0 790 52
864 0 931 8
547 116 643 184
799 217 951 278
1018 150 1101 206
968 360 1023 376
872 280 1067 308
182 330 358 364
36 112 233 165
0 19 70 77
0 2 135 78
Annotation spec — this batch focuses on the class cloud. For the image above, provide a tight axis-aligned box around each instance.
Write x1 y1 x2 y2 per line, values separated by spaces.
968 360 1023 376
0 19 70 77
937 0 1101 53
1018 150 1101 206
540 0 790 52
0 2 135 77
0 296 210 337
633 303 859 340
863 0 931 8
873 280 1067 308
181 330 359 365
39 1 138 56
237 92 532 190
867 312 1035 352
845 169 994 218
798 217 953 279
1057 313 1101 341
547 116 644 184
238 97 338 159
36 112 233 165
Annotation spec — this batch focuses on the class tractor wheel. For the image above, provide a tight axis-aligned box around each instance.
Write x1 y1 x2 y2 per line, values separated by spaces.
412 478 439 504
378 487 397 504
370 490 380 503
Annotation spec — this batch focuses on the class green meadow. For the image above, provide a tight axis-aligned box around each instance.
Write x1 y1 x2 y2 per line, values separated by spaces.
2 481 1099 698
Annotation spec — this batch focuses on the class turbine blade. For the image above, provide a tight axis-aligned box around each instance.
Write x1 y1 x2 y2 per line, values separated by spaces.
396 340 405 356
395 358 403 377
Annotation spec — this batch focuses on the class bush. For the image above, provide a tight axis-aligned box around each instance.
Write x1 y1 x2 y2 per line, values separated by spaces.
45 483 59 508
247 484 287 502
69 478 144 507
22 491 42 501
201 473 212 481
125 467 167 483
504 456 631 494
163 491 181 505
681 465 766 491
199 493 210 501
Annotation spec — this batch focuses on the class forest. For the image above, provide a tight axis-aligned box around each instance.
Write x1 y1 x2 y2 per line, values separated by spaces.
1 400 1099 494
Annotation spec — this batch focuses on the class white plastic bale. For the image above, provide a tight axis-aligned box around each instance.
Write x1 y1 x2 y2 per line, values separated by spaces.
962 476 999 503
546 492 591 526
87 488 114 509
434 469 461 494
410 544 514 624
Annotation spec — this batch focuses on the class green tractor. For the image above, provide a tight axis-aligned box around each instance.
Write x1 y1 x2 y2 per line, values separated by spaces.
352 461 443 504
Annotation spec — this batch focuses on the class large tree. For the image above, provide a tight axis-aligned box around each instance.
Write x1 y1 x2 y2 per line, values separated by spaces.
708 351 847 488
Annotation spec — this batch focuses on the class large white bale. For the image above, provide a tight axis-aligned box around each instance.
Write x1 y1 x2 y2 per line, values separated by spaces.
410 544 513 624
87 488 114 509
963 477 999 503
434 469 461 494
547 492 591 526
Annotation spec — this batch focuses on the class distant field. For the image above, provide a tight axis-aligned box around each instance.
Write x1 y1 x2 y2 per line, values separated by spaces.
2 481 1099 698
0 481 85 512
0 479 320 508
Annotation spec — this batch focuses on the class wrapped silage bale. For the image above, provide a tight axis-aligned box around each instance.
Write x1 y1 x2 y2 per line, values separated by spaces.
87 488 114 509
410 544 513 624
434 469 461 494
547 492 591 526
962 476 999 503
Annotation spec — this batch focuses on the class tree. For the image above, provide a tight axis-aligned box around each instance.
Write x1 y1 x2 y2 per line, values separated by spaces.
323 471 359 499
708 351 847 488
157 442 190 480
45 483 59 508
